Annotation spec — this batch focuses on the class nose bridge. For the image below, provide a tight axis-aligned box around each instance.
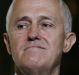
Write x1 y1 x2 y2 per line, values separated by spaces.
28 23 39 38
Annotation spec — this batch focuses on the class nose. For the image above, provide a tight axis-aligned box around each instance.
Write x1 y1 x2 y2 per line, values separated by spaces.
27 26 40 41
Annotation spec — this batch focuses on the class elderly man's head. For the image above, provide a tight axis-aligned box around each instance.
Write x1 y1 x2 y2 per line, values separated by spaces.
4 0 76 75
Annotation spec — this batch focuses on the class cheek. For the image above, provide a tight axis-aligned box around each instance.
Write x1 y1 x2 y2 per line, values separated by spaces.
9 33 28 64
42 29 65 54
9 33 27 54
43 30 64 43
50 35 64 50
44 31 64 61
36 31 65 68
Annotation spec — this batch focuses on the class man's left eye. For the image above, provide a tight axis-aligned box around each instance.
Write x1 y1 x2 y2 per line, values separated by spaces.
41 23 53 28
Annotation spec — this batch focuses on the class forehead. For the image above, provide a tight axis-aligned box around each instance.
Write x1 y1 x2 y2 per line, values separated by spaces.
11 0 62 19
13 0 61 12
14 0 60 5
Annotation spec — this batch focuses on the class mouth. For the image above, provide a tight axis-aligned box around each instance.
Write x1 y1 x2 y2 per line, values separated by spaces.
25 46 46 50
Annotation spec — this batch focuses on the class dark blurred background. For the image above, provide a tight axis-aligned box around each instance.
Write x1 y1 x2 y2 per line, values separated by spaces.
0 0 79 75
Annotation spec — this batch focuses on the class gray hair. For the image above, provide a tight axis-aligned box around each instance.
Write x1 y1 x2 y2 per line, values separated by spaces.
6 0 72 33
6 0 14 32
60 0 72 33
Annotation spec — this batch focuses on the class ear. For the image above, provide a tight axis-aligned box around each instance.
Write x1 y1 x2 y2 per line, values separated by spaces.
3 33 11 55
63 32 76 53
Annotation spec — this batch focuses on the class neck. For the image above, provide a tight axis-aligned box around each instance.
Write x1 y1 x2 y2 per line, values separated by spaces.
15 65 60 75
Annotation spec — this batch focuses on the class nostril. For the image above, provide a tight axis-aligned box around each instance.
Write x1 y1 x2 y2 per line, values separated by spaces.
28 37 40 41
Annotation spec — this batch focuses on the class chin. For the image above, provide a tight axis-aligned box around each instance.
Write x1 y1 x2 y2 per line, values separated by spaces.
18 48 46 68
19 55 44 70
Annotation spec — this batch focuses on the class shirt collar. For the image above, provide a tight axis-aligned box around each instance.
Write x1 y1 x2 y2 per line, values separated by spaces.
14 73 17 75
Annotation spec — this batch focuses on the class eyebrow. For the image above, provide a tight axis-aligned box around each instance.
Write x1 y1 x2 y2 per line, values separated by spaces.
39 16 53 21
16 16 32 23
15 15 56 24
38 16 57 23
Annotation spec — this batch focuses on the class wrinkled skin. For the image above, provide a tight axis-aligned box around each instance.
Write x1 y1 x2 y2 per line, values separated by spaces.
4 0 76 75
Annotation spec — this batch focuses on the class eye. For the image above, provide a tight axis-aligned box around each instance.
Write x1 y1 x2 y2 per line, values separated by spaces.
16 22 30 30
17 24 27 30
41 22 53 28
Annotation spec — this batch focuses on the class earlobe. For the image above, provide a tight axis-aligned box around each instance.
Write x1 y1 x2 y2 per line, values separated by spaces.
63 32 76 53
3 33 11 54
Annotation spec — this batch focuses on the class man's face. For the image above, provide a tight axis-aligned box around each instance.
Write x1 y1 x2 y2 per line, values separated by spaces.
5 0 65 70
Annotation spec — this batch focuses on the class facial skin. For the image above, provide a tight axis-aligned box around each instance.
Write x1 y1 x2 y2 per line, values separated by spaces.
4 0 76 75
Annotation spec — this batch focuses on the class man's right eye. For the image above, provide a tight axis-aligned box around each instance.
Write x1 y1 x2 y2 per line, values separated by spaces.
17 24 28 30
16 21 31 30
